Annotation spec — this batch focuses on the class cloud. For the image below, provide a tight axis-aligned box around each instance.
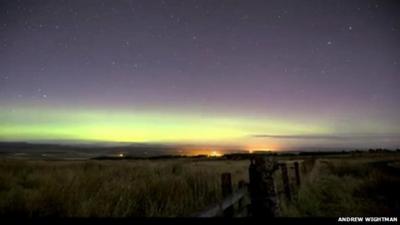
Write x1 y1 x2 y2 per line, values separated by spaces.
251 134 400 140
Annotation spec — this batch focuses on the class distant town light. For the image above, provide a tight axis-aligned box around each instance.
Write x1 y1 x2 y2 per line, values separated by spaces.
209 151 222 157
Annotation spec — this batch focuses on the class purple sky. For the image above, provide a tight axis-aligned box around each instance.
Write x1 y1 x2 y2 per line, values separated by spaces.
0 0 399 150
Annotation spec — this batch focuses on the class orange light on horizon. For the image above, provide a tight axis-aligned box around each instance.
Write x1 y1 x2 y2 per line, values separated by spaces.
245 142 281 153
208 151 223 157
182 147 226 156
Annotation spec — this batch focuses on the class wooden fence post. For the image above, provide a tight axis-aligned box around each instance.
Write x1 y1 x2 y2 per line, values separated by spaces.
221 173 234 217
280 163 291 201
248 156 280 217
294 162 301 186
237 180 246 215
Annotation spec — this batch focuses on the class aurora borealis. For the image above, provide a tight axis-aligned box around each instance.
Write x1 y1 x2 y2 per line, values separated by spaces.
1 0 400 151
0 105 333 149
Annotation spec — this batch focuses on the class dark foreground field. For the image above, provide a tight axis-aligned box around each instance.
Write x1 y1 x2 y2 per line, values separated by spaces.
0 152 399 217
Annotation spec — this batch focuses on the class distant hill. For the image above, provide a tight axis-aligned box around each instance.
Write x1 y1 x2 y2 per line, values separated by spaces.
0 141 178 158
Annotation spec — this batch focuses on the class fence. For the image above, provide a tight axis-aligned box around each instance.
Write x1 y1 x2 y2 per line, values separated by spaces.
194 156 305 217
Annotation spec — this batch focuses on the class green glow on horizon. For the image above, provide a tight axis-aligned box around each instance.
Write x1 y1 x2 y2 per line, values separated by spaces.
0 106 332 145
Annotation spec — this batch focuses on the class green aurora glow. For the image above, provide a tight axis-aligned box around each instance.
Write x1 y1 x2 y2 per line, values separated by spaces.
0 106 332 147
2 104 400 150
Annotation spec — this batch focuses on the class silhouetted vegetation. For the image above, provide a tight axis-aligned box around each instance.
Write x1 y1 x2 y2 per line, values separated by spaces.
280 155 400 216
0 151 399 217
0 159 248 217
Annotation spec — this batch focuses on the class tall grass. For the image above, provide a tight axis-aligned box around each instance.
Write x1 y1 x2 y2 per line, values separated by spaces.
1 154 399 217
280 156 400 216
0 159 248 217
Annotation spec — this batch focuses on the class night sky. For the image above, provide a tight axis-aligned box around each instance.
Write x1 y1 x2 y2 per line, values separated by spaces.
1 0 399 151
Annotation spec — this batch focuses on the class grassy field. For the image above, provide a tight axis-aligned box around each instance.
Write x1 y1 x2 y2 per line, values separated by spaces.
280 153 400 217
0 153 399 217
0 158 248 217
